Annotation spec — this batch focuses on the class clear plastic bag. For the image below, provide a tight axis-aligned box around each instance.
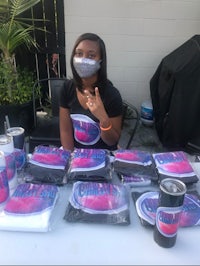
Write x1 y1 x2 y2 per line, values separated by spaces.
21 145 71 185
0 183 59 232
132 190 200 227
113 149 158 182
152 151 199 184
66 148 112 183
64 181 130 225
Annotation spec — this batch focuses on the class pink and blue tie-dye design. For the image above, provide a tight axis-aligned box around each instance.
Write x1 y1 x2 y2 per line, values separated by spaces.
152 151 199 184
0 168 9 206
67 148 111 183
135 191 200 227
70 148 106 172
4 183 58 215
64 181 130 225
30 145 70 169
0 183 59 232
71 114 100 145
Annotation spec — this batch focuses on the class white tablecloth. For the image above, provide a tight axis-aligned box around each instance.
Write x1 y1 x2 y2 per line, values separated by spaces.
0 163 199 265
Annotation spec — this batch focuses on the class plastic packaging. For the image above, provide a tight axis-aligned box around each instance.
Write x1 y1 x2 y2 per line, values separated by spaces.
113 149 158 182
64 181 130 225
133 190 200 228
21 145 71 185
152 151 199 184
66 148 112 183
141 100 154 126
0 183 59 232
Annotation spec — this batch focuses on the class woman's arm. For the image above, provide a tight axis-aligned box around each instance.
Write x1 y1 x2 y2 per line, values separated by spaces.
99 115 122 146
59 106 74 151
85 87 122 147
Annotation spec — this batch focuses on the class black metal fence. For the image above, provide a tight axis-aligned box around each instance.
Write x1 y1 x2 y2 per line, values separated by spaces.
16 0 66 80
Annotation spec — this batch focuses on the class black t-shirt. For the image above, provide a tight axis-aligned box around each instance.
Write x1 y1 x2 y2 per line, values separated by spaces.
59 79 123 150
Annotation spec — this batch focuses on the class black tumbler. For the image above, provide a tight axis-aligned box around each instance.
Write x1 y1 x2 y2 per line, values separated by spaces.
153 178 186 248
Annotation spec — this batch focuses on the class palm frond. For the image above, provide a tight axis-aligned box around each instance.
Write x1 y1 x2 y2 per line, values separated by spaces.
8 26 38 54
0 0 44 103
0 0 46 57
10 0 41 17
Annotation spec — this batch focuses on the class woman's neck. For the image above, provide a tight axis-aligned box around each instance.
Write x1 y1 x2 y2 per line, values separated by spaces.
82 75 97 89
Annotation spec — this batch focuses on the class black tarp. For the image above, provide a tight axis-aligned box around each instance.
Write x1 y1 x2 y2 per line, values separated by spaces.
150 35 200 151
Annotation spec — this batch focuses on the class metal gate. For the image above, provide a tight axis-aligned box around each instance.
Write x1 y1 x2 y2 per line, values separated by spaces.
16 0 66 80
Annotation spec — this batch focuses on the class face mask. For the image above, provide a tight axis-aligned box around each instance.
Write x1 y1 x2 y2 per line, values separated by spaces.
73 57 101 78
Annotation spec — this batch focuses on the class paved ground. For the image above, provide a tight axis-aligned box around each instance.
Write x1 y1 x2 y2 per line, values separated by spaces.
118 118 164 153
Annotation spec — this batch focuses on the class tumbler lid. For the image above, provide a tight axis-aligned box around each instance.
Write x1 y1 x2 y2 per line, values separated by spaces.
0 134 12 145
160 178 187 196
6 127 24 136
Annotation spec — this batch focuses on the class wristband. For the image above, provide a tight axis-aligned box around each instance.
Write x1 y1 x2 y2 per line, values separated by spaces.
100 123 112 131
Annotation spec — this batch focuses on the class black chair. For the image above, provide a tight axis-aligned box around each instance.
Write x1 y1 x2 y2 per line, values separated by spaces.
119 100 140 149
28 78 67 153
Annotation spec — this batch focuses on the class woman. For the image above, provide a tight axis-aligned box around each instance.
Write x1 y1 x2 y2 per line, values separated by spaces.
59 33 123 151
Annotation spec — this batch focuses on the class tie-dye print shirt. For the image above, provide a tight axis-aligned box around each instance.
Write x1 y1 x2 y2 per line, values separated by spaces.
59 79 123 150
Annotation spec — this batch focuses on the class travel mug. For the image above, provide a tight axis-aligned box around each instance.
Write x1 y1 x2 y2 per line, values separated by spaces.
0 134 17 190
153 178 186 248
0 151 10 205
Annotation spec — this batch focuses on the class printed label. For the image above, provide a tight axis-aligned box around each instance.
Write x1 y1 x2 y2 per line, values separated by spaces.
154 151 186 164
71 148 106 171
71 114 100 145
141 106 153 120
153 151 195 177
114 149 152 166
70 181 128 214
0 167 9 204
4 183 58 215
156 206 182 237
4 153 16 181
31 146 70 167
14 148 26 170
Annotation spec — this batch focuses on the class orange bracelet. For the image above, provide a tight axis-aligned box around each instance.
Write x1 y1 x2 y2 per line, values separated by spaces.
100 123 112 131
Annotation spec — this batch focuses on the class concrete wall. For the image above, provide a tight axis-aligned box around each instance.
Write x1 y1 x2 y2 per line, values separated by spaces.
64 0 200 110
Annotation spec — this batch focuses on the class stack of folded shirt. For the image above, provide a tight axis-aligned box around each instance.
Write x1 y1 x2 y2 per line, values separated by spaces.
113 149 158 185
152 151 199 184
22 145 71 185
64 181 130 225
67 148 112 183
0 183 59 232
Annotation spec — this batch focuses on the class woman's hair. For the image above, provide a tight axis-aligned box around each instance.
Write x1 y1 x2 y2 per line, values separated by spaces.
70 33 107 92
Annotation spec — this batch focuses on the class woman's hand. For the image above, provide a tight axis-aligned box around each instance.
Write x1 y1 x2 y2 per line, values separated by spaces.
85 87 109 124
84 87 122 146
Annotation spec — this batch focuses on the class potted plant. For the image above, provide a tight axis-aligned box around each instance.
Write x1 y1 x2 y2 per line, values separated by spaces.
0 0 43 134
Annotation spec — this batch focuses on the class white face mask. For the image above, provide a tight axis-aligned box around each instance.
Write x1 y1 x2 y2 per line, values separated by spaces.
73 57 101 78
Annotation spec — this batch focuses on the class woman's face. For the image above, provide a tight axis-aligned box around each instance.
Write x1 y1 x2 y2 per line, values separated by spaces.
74 40 101 61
